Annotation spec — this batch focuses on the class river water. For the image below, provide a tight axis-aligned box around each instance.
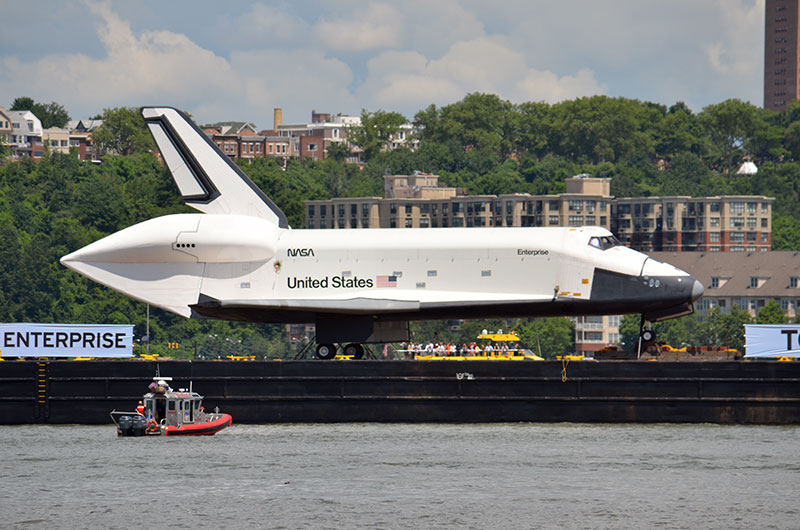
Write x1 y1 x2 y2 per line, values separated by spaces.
0 423 798 529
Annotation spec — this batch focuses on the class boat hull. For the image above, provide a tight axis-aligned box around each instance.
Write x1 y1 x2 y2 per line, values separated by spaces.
162 414 232 436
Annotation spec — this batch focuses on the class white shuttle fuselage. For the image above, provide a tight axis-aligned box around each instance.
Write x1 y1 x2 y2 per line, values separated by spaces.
61 107 703 352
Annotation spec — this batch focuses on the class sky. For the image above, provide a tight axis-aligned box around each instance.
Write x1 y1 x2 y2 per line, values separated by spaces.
0 0 765 130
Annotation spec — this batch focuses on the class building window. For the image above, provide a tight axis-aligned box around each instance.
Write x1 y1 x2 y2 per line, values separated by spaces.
709 232 720 242
350 218 357 228
549 215 559 225
730 202 745 214
791 277 798 289
710 217 720 228
711 277 719 289
404 218 412 228
731 218 744 229
308 205 315 217
730 232 745 242
749 277 759 289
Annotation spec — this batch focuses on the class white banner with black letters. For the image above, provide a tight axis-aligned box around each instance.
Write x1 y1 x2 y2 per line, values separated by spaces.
0 323 134 358
744 324 800 358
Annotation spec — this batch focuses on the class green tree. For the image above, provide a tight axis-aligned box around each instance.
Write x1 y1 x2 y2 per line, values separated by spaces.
92 107 154 156
771 216 800 250
756 298 788 324
696 306 752 352
784 121 800 160
33 102 71 129
9 96 34 111
9 97 70 128
325 141 352 162
416 93 517 164
699 99 766 172
516 317 574 358
654 102 705 159
347 110 407 161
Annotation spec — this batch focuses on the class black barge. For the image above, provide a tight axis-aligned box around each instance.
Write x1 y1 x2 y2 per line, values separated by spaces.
1 359 798 425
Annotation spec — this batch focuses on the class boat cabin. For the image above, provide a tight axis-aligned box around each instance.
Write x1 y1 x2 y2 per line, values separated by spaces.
144 389 205 428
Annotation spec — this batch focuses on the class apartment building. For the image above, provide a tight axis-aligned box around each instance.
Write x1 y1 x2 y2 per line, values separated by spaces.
651 251 800 319
43 128 71 155
66 119 102 160
0 107 11 147
306 173 614 231
613 196 773 252
765 0 800 111
8 110 44 160
276 110 360 162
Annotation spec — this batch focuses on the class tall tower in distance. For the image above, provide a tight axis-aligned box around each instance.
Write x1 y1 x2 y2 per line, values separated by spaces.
764 0 800 111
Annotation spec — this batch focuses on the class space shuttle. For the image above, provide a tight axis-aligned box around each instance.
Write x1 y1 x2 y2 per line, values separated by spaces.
61 107 703 358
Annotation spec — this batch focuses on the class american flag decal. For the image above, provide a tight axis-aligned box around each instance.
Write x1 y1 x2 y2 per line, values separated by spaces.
376 275 397 288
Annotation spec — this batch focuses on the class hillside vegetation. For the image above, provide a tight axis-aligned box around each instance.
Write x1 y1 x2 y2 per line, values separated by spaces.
2 94 800 357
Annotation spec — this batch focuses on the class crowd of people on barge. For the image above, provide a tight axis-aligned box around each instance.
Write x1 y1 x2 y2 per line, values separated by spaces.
398 341 521 359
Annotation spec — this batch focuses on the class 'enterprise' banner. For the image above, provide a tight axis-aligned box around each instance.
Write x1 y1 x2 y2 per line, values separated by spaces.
0 323 133 358
744 324 800 358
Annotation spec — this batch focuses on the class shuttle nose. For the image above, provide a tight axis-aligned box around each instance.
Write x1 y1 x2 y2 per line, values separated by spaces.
691 278 704 301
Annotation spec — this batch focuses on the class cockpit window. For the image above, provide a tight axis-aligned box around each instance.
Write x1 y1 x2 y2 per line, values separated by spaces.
588 235 622 250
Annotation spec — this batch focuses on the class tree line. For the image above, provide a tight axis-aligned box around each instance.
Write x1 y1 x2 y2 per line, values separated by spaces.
2 93 800 358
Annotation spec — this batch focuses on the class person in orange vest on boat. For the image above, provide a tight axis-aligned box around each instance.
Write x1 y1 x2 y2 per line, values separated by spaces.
136 401 145 416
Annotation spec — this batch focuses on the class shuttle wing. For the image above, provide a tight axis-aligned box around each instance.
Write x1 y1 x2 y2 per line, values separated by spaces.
141 107 288 228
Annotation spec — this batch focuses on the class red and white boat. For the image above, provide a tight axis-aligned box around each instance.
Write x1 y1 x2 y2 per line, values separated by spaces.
110 377 232 436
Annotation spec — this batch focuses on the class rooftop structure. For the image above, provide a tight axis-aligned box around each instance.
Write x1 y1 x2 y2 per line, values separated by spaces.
650 251 800 319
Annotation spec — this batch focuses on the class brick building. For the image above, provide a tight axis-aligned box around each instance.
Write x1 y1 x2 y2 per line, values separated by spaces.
613 196 773 252
765 0 800 111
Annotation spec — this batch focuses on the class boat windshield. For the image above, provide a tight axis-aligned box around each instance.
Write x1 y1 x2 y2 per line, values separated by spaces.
588 235 622 250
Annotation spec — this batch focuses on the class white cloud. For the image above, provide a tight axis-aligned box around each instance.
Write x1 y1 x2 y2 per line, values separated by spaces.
515 69 608 104
228 49 356 124
705 0 764 76
316 3 403 52
229 4 313 45
358 38 606 113
0 0 768 125
0 0 235 117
